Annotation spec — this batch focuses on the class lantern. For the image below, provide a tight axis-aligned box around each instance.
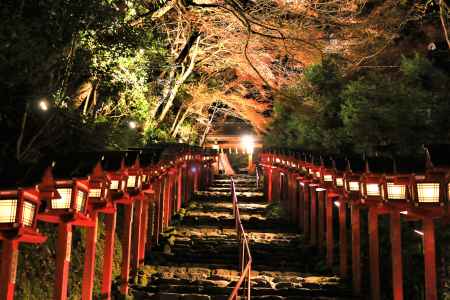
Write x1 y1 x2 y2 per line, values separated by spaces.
87 162 110 206
51 179 89 214
345 173 362 200
125 157 143 195
383 176 409 201
362 174 385 201
410 172 445 206
0 188 40 232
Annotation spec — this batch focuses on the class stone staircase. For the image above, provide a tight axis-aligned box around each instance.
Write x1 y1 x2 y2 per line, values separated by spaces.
130 175 356 300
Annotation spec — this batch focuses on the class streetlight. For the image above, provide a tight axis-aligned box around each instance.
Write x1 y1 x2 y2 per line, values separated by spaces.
129 121 137 129
38 100 49 111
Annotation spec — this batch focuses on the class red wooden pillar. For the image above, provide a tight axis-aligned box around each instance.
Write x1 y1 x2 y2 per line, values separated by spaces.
351 204 361 296
194 164 199 192
267 169 273 203
177 169 183 210
54 222 72 300
368 207 380 300
423 218 437 300
317 191 325 251
101 211 117 300
303 185 310 240
82 212 98 300
326 194 334 268
297 180 304 232
120 203 134 296
0 239 19 300
155 181 162 246
310 187 317 246
390 211 404 300
139 200 149 266
131 198 143 273
339 199 348 278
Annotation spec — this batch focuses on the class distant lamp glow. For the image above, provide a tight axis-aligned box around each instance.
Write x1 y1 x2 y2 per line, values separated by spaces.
414 230 424 236
38 100 49 111
129 121 137 129
417 183 440 203
316 187 326 192
400 210 408 215
334 201 340 207
335 178 344 187
240 135 255 154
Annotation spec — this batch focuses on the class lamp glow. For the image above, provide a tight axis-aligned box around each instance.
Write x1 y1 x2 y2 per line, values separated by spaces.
22 201 36 227
129 121 137 129
53 188 72 209
336 178 344 187
0 199 17 224
417 183 440 203
39 100 49 111
75 190 86 212
324 175 333 182
414 230 424 236
366 183 380 196
240 135 254 154
348 181 360 191
387 183 406 200
334 201 340 207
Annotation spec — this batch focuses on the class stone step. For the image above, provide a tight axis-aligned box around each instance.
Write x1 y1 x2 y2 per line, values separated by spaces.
186 202 267 215
194 192 265 203
208 186 259 192
131 265 352 299
179 215 292 231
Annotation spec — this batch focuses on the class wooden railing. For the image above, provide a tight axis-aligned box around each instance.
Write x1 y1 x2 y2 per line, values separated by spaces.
0 146 217 300
228 177 252 300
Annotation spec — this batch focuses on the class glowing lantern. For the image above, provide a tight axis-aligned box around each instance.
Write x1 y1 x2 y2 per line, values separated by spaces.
380 175 409 201
0 189 40 231
410 172 445 206
87 162 110 206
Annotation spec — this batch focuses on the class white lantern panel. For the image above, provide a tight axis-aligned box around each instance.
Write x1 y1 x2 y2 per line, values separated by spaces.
315 171 321 178
335 178 344 187
89 189 102 198
417 183 440 203
349 181 360 191
387 183 406 200
54 188 72 209
127 176 136 188
76 190 86 212
324 175 333 182
22 201 36 227
0 199 17 223
110 180 119 190
366 183 380 196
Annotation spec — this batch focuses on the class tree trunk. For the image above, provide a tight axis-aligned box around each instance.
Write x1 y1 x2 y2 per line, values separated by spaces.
171 109 190 137
157 37 200 123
